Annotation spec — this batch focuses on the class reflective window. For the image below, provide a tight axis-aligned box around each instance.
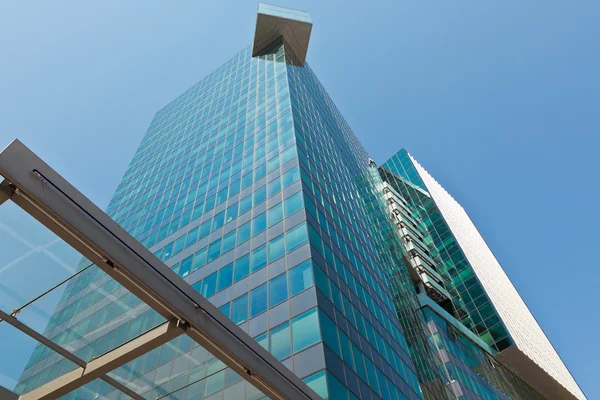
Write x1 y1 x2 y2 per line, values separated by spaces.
285 222 308 252
231 294 248 324
217 263 233 291
289 260 314 295
283 191 303 217
270 322 291 360
252 212 267 236
291 308 320 352
250 284 267 317
268 234 285 262
206 238 222 263
268 273 288 307
251 245 267 272
237 221 251 244
267 203 283 227
234 253 250 282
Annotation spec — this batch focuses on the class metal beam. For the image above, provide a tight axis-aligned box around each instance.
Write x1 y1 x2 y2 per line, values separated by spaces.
0 386 19 400
0 310 146 400
0 139 319 400
0 310 87 367
19 320 185 400
0 179 12 206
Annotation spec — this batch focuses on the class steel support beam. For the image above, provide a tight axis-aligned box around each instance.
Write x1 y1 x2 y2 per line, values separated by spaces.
0 139 319 400
0 310 146 400
0 179 12 206
19 320 185 400
0 386 19 400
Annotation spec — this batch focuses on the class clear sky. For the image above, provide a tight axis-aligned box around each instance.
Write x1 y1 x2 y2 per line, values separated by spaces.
1 0 598 397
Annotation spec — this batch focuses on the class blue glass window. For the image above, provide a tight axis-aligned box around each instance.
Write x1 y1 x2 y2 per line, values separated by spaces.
202 272 217 298
218 263 233 292
234 254 250 282
219 303 230 319
225 203 238 223
179 255 193 278
251 245 267 272
221 230 236 254
291 308 320 352
192 247 207 272
198 220 211 239
285 222 308 252
206 238 221 263
250 284 267 317
303 371 328 399
231 294 248 324
237 221 251 244
267 177 281 198
268 234 285 263
270 322 291 360
240 194 252 214
161 242 173 261
185 227 199 248
267 203 283 227
254 185 267 205
252 212 267 236
289 260 314 295
284 191 303 217
212 211 225 231
282 166 300 188
269 273 287 307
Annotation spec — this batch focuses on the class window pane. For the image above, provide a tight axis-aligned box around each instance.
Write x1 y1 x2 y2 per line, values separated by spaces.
255 332 268 351
225 202 239 223
192 247 207 272
252 212 267 236
219 302 231 318
292 308 320 352
185 226 199 248
304 370 328 399
251 244 267 272
206 238 222 263
284 191 303 217
221 230 236 254
270 322 291 360
218 263 234 291
212 211 225 231
267 202 283 227
250 284 267 317
285 222 308 252
237 221 251 244
240 194 253 214
269 273 288 307
268 234 285 263
267 176 282 198
202 272 217 298
199 219 211 239
254 185 267 205
179 255 193 278
231 294 248 324
234 253 250 282
282 166 300 188
289 260 314 295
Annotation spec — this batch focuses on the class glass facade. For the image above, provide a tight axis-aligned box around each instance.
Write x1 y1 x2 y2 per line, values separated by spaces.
380 149 510 352
9 4 584 400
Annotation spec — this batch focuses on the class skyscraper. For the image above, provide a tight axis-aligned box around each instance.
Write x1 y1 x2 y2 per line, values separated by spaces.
12 4 584 400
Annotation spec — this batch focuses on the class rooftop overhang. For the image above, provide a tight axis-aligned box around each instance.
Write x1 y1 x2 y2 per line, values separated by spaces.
495 346 581 400
252 3 312 66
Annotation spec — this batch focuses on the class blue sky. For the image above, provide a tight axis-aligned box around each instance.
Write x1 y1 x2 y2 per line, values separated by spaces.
1 0 598 397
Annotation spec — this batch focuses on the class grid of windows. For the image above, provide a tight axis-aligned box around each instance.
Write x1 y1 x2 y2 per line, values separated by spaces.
380 150 511 352
286 62 422 399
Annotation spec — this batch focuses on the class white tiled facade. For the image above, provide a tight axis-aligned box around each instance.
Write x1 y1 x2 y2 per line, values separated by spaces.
409 154 586 400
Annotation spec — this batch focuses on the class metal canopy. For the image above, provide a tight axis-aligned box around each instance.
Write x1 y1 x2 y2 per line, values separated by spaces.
0 139 320 400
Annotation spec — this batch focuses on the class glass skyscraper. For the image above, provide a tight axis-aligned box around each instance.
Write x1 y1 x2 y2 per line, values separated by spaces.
12 4 584 400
